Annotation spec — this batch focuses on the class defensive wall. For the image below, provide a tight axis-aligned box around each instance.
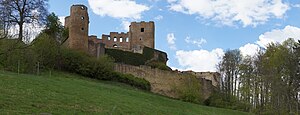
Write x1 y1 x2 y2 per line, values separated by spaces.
114 63 218 99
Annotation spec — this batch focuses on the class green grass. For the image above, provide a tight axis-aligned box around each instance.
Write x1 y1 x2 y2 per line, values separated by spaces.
0 71 251 115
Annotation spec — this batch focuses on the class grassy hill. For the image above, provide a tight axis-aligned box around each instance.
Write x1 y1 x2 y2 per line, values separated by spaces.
0 71 251 115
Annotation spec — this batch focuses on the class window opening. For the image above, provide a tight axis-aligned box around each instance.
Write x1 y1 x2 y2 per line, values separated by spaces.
141 28 144 32
126 37 129 42
120 37 123 42
114 37 117 42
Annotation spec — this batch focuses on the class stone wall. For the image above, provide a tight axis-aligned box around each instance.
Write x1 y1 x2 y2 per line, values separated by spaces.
88 35 105 57
114 63 215 99
101 32 130 50
183 71 221 87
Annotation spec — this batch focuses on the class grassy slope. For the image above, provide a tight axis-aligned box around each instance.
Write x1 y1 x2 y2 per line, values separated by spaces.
0 71 251 115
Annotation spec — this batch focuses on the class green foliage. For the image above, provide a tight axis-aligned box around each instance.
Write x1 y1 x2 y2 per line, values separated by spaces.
60 48 150 90
216 38 300 114
105 47 169 70
174 76 203 104
143 47 167 62
143 46 155 60
205 92 251 112
0 39 37 73
145 61 172 71
112 72 151 90
43 12 67 43
105 48 146 66
32 33 60 70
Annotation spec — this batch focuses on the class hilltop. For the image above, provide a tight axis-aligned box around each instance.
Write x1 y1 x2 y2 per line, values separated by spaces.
0 71 250 115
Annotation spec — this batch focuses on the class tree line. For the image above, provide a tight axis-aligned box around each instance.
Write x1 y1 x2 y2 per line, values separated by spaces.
216 38 300 114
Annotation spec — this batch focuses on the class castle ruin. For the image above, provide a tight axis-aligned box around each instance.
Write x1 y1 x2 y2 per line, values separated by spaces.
64 4 221 100
64 4 155 56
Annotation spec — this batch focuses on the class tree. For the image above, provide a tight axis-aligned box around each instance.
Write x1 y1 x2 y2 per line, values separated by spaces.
42 12 68 44
0 7 10 39
0 0 48 41
218 49 242 99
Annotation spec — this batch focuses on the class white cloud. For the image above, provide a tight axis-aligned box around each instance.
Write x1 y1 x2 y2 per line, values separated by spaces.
154 15 163 20
256 25 300 48
121 20 131 31
167 33 177 50
168 0 289 27
175 48 224 72
185 36 207 47
88 0 150 20
239 43 260 57
58 16 65 26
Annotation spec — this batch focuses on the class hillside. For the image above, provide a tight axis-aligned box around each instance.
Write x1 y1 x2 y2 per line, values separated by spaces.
0 71 251 115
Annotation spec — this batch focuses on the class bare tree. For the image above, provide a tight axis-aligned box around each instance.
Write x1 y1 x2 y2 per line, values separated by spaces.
0 7 10 39
0 0 48 41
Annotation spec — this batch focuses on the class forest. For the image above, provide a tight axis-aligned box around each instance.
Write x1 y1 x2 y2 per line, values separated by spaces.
214 38 300 114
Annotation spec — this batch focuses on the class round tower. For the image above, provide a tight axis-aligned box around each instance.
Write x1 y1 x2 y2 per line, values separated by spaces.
65 4 89 52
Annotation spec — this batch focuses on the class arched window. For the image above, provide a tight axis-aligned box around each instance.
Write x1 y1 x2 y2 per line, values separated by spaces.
81 16 84 20
108 37 111 40
114 37 117 42
113 44 118 47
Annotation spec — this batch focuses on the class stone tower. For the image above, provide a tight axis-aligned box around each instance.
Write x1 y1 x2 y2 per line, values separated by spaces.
129 21 155 49
64 4 89 52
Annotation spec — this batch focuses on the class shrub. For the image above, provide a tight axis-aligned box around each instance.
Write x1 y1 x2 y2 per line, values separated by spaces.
0 39 38 73
32 33 61 70
111 72 151 91
105 47 169 71
174 76 204 104
204 92 251 112
60 48 150 90
105 48 146 66
146 61 172 71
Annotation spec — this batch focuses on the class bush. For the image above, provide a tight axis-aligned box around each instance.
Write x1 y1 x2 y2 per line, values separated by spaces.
146 61 172 71
32 33 61 70
105 47 169 70
111 72 151 91
60 48 150 90
174 76 204 104
0 39 38 73
105 48 146 66
204 92 251 112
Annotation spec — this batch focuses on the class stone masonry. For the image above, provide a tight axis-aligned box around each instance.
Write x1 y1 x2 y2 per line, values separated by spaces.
64 5 89 52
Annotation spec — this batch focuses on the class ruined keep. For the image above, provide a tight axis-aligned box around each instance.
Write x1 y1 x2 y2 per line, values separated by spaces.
64 5 89 52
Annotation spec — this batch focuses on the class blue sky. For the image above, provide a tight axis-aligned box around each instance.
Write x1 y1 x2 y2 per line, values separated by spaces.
48 0 300 72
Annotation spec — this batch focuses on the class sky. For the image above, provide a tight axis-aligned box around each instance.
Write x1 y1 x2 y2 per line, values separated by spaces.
47 0 300 72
